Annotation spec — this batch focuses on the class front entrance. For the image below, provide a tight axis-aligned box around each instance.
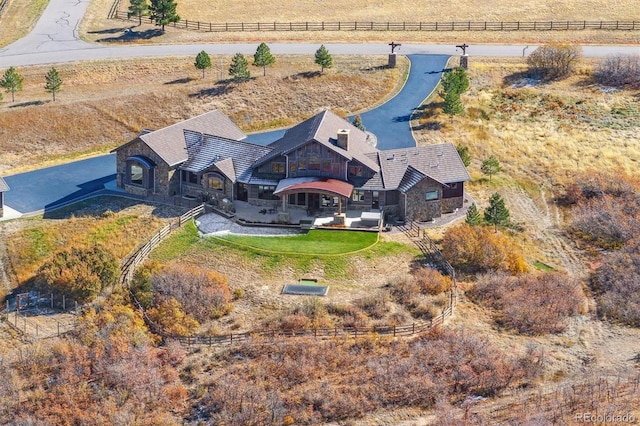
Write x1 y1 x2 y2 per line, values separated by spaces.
308 193 320 211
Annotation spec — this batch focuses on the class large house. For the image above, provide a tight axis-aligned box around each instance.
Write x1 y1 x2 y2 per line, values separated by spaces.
113 109 470 223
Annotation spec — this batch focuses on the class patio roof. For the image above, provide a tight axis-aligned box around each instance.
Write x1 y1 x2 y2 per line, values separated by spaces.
274 177 354 198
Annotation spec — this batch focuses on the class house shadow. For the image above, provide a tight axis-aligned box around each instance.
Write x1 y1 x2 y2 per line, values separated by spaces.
87 26 134 35
410 103 443 131
42 174 116 219
95 28 164 43
360 65 390 72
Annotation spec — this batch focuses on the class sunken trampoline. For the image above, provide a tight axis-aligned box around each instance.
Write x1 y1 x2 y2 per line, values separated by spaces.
282 278 329 296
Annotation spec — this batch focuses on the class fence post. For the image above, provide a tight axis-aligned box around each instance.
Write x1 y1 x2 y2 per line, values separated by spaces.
51 293 53 309
58 321 60 337
393 324 396 337
230 333 233 345
63 295 66 311
412 323 415 334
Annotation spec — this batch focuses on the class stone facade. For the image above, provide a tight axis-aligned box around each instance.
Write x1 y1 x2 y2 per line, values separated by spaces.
115 139 178 196
404 177 444 222
441 196 464 214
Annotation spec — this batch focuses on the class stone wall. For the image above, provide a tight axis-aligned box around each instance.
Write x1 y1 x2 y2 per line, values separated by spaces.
115 139 176 196
404 177 444 222
442 196 464 214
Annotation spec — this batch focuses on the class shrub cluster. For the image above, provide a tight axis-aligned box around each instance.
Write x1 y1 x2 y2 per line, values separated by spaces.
565 175 640 249
195 329 542 424
35 245 119 304
527 43 582 81
442 223 528 274
389 271 450 320
593 240 640 326
468 271 585 335
594 54 640 88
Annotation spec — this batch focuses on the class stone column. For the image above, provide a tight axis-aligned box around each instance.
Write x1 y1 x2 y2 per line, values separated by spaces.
460 54 469 69
388 53 397 68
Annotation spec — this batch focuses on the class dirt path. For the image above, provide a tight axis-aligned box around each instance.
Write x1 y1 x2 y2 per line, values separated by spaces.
502 185 587 278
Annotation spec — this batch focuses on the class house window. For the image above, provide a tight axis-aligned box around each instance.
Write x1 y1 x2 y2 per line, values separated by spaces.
207 175 224 191
290 162 297 173
352 190 365 202
426 190 439 201
348 165 363 177
298 158 306 170
450 183 458 189
322 160 331 172
258 185 278 200
272 163 285 173
309 155 320 170
297 193 306 206
130 164 143 186
182 170 199 185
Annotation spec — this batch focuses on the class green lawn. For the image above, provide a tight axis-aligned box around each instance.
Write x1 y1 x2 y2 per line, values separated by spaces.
215 229 379 255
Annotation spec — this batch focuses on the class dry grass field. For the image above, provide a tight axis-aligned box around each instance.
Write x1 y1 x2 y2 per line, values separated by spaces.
78 0 640 45
0 54 405 175
0 0 47 47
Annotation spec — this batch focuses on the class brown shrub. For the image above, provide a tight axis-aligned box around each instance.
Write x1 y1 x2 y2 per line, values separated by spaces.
413 267 453 295
469 271 585 335
151 263 232 321
442 223 528 274
592 240 640 326
354 291 390 319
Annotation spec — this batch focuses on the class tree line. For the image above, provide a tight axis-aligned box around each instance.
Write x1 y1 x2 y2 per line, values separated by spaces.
0 66 62 103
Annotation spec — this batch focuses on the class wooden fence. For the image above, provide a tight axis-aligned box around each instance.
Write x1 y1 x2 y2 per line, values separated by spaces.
166 219 458 348
111 12 640 33
119 203 205 286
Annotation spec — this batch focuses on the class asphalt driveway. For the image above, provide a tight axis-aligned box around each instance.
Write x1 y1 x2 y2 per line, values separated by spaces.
3 155 116 215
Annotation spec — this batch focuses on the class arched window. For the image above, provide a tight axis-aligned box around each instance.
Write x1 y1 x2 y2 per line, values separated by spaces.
206 174 224 191
126 156 155 188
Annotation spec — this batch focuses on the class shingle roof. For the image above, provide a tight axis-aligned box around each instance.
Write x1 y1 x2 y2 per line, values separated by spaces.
253 110 379 172
134 110 247 167
397 166 430 192
377 143 471 190
0 177 9 192
181 130 271 183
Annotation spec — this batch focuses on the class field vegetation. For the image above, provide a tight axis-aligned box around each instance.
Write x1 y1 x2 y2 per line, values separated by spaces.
0 55 405 174
77 0 640 45
1 39 640 423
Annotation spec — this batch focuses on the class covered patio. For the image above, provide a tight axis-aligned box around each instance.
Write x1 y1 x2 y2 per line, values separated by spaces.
230 200 382 231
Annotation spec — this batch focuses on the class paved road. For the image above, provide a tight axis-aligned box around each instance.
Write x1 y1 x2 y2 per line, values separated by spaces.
0 0 637 66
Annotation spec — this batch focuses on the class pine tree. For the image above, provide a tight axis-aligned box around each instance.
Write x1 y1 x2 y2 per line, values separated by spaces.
442 89 464 116
1 66 24 103
315 45 333 73
253 42 275 77
481 156 502 181
484 193 510 231
44 67 63 101
456 145 471 167
352 114 365 131
149 0 179 32
128 0 148 25
465 203 482 226
194 51 212 79
228 53 250 81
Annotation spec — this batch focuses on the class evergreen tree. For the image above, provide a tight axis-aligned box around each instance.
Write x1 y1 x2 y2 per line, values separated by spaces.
442 89 464 116
0 67 24 103
481 156 502 181
253 42 275 76
194 50 212 79
456 145 471 167
228 53 250 81
44 67 63 101
440 67 469 118
465 203 482 226
314 44 333 73
352 114 365 131
484 193 510 231
128 0 148 25
149 0 179 32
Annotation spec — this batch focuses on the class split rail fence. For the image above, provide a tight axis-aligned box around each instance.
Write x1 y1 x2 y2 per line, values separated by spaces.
111 11 640 33
0 0 8 18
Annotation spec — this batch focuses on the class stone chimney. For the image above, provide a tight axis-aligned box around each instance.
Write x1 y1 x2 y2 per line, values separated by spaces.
337 129 350 150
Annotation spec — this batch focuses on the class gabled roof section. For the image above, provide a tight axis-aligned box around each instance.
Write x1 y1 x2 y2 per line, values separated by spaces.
0 177 9 192
181 130 271 183
397 166 430 193
116 110 247 167
378 143 471 190
253 110 379 172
